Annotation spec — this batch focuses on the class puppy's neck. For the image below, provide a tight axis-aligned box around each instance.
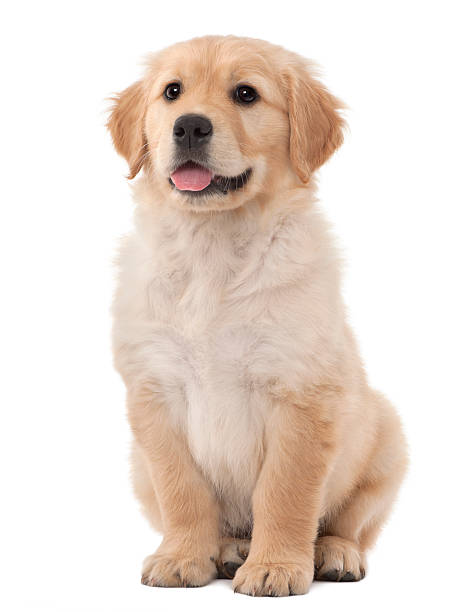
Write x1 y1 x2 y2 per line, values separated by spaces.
132 173 316 234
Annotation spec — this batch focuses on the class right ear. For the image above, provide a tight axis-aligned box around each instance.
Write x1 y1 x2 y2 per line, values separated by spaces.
107 80 148 179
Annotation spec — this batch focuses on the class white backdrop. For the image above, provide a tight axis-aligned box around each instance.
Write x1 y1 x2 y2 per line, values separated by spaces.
1 1 473 610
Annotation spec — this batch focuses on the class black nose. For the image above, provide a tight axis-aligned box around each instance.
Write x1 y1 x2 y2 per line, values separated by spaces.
173 114 213 150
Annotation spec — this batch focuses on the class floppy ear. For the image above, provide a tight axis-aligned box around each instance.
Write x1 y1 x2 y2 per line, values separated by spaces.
107 81 148 179
286 67 345 183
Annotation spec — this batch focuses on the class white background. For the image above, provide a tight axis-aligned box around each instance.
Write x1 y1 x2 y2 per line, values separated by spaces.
1 1 473 610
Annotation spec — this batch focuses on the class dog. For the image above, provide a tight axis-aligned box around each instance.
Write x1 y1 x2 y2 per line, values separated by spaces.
107 35 407 597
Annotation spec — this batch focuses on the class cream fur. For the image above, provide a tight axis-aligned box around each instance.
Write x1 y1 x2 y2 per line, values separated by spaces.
108 35 407 597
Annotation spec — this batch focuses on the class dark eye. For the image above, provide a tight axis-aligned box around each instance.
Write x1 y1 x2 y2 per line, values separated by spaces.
235 85 258 104
164 83 181 101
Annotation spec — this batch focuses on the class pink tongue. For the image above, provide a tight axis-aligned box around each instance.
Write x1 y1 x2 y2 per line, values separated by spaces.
171 163 212 191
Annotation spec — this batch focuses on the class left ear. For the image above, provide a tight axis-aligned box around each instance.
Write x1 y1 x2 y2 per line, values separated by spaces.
285 66 346 183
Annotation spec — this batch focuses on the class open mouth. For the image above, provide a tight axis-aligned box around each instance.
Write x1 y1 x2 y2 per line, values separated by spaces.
169 161 252 196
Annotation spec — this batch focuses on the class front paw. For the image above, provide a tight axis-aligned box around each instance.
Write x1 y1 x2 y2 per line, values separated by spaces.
141 551 217 588
233 560 313 597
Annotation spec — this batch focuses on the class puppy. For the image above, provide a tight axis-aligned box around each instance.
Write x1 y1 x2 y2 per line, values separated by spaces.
108 35 407 597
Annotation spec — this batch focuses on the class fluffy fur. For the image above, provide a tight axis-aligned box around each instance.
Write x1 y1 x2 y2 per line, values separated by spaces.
108 35 407 597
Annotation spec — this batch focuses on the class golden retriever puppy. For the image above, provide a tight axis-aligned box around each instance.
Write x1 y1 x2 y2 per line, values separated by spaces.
108 35 407 597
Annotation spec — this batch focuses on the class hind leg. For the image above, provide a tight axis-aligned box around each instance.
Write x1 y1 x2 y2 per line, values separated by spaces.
314 479 395 582
315 536 366 582
315 395 407 582
216 538 250 579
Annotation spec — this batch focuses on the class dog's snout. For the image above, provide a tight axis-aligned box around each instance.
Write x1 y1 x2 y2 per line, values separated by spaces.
173 114 213 150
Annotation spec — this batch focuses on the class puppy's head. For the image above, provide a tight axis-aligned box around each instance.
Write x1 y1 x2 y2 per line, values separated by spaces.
108 36 345 212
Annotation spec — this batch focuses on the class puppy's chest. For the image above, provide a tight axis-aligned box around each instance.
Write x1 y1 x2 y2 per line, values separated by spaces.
144 232 270 500
147 246 264 386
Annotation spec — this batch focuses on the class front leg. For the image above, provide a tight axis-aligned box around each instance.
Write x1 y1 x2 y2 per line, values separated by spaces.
128 383 220 587
233 386 337 596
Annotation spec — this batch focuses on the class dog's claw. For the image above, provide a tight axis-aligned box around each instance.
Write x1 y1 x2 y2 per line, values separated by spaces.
320 569 341 581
